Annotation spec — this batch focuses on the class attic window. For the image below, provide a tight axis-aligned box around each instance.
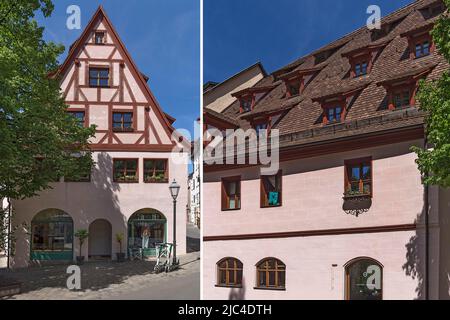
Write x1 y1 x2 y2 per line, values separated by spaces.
95 32 105 44
415 40 430 58
286 79 301 97
392 87 413 109
355 61 368 77
401 25 434 60
240 96 253 113
324 105 343 124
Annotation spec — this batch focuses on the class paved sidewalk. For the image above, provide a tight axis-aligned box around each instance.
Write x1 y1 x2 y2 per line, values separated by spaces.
0 252 199 300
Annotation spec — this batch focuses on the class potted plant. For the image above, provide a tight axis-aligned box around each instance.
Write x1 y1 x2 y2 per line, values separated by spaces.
74 229 89 265
116 233 125 262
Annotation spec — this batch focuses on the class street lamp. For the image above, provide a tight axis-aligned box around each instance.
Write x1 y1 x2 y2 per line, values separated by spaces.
169 179 180 269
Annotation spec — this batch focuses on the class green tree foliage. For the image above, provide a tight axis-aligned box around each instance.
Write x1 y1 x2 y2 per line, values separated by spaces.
413 0 450 187
0 0 95 200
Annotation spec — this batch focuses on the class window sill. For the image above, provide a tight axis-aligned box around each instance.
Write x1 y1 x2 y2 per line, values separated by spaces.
343 193 372 200
215 284 243 289
253 286 286 291
144 179 169 184
113 180 139 184
260 204 282 209
112 128 135 133
221 208 241 212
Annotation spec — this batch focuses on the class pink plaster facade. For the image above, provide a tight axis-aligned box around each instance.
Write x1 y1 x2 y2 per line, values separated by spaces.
203 140 447 299
10 7 188 268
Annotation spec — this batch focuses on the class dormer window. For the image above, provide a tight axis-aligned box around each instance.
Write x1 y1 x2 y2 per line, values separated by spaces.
240 96 253 113
377 65 437 111
393 88 412 109
355 61 368 77
95 32 105 44
326 106 342 123
286 79 301 97
415 40 430 58
401 24 434 60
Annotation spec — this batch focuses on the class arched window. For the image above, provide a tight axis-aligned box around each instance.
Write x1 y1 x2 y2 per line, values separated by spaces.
345 257 383 300
256 258 286 289
31 209 73 261
217 257 243 287
128 208 166 257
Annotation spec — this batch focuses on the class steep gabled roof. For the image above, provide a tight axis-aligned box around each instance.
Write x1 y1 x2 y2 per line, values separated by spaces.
56 6 176 137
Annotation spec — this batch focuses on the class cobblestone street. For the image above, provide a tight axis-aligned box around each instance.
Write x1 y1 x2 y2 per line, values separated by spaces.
0 252 199 300
0 224 201 300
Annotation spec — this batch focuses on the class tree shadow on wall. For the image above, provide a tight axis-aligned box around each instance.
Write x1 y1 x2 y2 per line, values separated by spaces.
228 277 246 300
402 207 426 300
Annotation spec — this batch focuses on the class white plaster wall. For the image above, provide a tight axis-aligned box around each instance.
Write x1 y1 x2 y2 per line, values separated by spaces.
11 151 188 268
203 230 424 300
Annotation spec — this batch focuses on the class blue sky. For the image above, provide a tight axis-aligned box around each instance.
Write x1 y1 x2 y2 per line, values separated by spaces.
204 0 412 82
36 0 199 138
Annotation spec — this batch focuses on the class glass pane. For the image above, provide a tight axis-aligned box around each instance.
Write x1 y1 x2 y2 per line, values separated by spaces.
363 182 371 194
99 78 108 87
155 160 165 170
219 270 226 284
89 69 98 77
347 259 382 300
328 109 334 122
126 160 137 170
361 62 368 74
236 270 242 285
362 165 371 179
99 69 109 77
336 107 342 121
268 271 276 286
259 271 266 286
278 271 285 287
351 167 360 181
416 44 422 57
229 199 235 209
114 160 124 170
227 181 236 195
423 41 430 55
229 270 235 284
89 78 98 86
144 160 154 170
113 113 122 122
123 113 132 122
355 64 361 76
402 91 410 106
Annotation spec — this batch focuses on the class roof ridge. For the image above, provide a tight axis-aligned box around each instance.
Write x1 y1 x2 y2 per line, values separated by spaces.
271 0 429 76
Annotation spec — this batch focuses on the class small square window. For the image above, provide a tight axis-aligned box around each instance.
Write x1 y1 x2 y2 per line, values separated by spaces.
355 61 368 77
415 40 431 58
393 90 411 108
144 159 168 183
89 68 109 87
95 32 105 44
113 159 138 183
68 111 85 127
112 112 133 131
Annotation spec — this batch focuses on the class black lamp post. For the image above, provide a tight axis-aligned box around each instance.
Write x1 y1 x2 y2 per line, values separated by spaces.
169 179 180 268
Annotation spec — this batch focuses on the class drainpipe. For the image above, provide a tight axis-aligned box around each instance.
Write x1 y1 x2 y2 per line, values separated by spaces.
424 135 429 300
6 197 11 269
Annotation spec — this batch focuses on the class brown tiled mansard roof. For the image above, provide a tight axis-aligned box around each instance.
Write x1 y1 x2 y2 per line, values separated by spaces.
215 0 449 147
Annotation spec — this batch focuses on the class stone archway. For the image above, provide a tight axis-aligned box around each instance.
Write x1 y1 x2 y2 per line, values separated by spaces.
88 219 112 259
